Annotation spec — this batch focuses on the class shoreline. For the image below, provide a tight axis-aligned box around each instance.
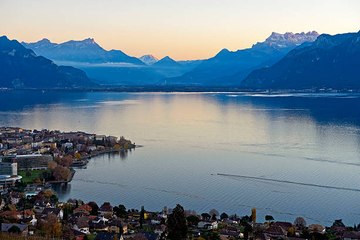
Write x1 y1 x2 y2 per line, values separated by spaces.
2 87 360 94
78 145 140 161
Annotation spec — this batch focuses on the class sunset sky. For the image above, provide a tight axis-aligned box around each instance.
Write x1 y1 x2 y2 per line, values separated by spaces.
1 0 360 60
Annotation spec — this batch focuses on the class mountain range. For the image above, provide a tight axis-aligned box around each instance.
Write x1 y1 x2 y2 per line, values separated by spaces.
0 36 93 89
22 38 144 65
241 31 360 90
165 31 320 86
3 30 360 90
22 38 203 85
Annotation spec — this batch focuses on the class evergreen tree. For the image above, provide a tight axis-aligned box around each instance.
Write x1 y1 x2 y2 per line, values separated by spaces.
167 204 188 240
140 206 145 228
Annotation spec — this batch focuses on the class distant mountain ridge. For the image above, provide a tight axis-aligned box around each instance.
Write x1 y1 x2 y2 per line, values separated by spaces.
0 36 94 89
153 56 179 67
241 31 360 90
253 31 319 49
139 54 158 65
165 31 319 86
22 38 144 65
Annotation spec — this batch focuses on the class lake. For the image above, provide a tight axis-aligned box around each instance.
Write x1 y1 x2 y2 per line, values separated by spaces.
1 90 360 225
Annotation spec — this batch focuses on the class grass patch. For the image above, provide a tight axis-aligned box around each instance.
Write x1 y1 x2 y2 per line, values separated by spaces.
18 169 50 184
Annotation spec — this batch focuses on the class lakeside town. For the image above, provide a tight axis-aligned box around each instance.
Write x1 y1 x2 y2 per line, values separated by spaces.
0 126 135 185
1 127 360 240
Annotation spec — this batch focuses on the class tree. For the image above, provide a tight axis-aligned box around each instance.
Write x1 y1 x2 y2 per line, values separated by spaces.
63 204 73 221
56 155 73 167
294 217 307 229
332 219 345 227
48 161 58 170
43 189 55 199
243 223 253 240
186 215 200 226
74 152 82 160
220 212 229 220
113 204 127 218
287 226 296 237
201 213 211 221
42 213 62 238
88 201 99 216
167 204 188 240
265 215 274 222
140 206 145 228
52 166 71 181
202 231 220 240
209 209 219 218
240 215 251 224
62 223 75 240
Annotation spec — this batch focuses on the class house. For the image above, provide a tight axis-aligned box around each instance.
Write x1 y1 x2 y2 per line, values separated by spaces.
151 219 161 225
264 225 287 240
109 219 124 234
308 224 326 234
74 216 91 235
67 198 80 207
41 207 64 220
23 215 38 226
10 191 23 205
0 210 23 221
91 222 109 232
95 135 106 141
91 216 109 232
154 224 166 235
92 216 109 224
34 200 53 213
43 142 57 150
74 204 92 215
99 202 113 218
272 221 293 231
73 229 87 240
143 232 160 240
220 225 242 238
1 223 29 236
198 221 218 230
87 145 97 152
63 142 74 149
95 232 123 240
343 231 360 240
0 198 5 210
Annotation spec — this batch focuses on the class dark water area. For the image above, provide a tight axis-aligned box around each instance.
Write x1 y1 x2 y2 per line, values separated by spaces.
2 90 360 225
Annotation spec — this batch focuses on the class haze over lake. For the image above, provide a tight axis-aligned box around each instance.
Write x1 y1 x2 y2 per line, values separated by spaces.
1 91 360 224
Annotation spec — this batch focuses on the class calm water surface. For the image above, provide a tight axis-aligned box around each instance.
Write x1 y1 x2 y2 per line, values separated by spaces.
1 91 360 225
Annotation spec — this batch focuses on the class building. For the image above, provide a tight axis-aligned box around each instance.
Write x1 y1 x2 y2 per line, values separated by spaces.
0 161 22 185
0 161 17 176
15 154 53 170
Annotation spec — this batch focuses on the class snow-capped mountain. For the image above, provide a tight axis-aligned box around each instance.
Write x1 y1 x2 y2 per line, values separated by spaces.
165 31 320 86
242 31 360 90
253 31 319 49
139 54 158 65
22 38 144 65
0 36 94 88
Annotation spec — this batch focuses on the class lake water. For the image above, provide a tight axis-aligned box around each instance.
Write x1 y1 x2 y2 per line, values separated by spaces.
2 90 360 225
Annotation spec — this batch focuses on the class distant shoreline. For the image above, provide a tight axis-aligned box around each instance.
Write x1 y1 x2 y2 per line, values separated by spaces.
1 87 360 94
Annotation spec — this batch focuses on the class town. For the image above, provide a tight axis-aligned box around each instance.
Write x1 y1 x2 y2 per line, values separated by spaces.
1 127 360 240
0 126 135 186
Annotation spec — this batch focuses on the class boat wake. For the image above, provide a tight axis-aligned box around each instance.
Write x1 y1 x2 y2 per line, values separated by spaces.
217 173 360 193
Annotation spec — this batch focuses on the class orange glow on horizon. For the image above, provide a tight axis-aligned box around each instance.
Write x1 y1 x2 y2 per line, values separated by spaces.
1 0 360 60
